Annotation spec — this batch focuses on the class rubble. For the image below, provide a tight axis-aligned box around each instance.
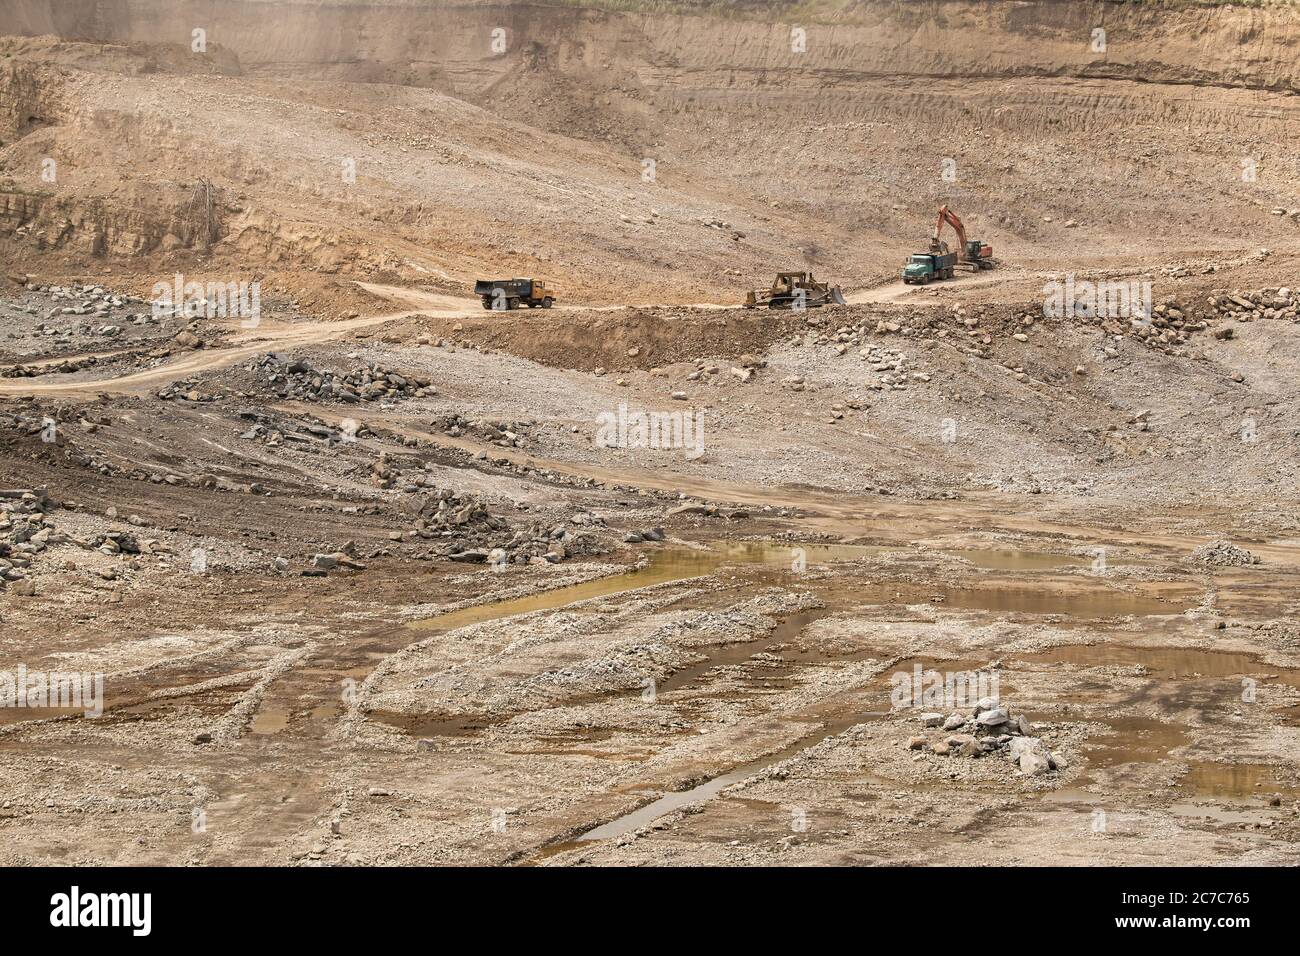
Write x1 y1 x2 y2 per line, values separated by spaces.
789 323 917 390
1207 288 1298 325
252 353 432 404
432 414 531 448
1189 540 1260 567
904 699 1065 776
0 488 60 589
1 355 102 378
395 487 604 565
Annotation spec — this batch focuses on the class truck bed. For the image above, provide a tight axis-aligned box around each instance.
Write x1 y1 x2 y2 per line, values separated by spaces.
474 279 534 297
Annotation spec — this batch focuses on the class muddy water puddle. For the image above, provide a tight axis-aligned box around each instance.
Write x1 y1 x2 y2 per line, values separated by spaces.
367 711 502 738
0 674 260 728
1018 643 1300 688
558 711 885 850
1073 715 1191 774
1181 761 1300 800
1168 763 1300 824
1023 642 1300 806
840 581 1185 617
1048 752 1299 822
939 549 1088 571
252 536 1183 745
404 541 875 638
369 541 1184 740
1036 710 1294 810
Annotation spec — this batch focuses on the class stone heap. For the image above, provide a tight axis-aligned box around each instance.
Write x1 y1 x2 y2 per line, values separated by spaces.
907 697 1067 776
254 354 432 404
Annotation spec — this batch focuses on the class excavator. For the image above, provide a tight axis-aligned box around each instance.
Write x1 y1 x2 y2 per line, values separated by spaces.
932 205 994 271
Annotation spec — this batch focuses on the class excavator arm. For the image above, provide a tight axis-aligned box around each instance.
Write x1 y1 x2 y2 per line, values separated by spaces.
931 205 969 260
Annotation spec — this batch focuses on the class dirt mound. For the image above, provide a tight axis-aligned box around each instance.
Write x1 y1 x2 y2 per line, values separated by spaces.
395 305 818 372
1189 540 1260 567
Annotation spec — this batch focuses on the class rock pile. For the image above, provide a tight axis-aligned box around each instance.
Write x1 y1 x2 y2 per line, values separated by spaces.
1207 288 1297 325
157 378 219 402
41 284 149 319
0 282 167 359
1189 540 1259 567
0 488 61 594
254 354 432 404
87 531 142 555
1 355 101 378
782 339 918 394
665 501 750 520
233 410 364 449
433 414 530 448
1129 302 1209 347
906 698 1066 776
396 488 599 565
860 345 920 391
490 519 600 566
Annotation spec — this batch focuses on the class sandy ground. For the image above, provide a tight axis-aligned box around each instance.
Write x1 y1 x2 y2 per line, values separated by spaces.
2 262 1299 867
2 0 1300 867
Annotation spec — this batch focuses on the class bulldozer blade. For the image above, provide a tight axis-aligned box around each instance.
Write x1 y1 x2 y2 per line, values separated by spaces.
830 286 847 306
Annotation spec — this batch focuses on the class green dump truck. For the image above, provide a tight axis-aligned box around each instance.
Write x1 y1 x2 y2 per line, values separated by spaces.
901 250 958 285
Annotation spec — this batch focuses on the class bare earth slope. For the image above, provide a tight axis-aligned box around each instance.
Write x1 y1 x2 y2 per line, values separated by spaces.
2 0 1300 305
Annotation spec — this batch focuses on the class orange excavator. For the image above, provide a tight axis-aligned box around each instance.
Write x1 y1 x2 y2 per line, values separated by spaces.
931 205 995 271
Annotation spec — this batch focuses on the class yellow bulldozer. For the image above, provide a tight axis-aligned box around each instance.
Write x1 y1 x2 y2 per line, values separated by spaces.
744 271 847 310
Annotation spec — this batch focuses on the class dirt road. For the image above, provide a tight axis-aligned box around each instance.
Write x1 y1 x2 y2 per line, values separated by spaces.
0 314 399 397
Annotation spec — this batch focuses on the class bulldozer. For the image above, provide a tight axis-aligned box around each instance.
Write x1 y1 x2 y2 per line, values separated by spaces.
744 271 847 309
931 205 995 271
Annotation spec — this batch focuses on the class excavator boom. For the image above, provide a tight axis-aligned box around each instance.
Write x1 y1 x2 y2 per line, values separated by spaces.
932 205 969 260
928 205 994 270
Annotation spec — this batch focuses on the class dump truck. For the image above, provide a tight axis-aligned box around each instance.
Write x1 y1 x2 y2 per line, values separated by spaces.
474 278 554 311
744 271 846 309
902 248 958 284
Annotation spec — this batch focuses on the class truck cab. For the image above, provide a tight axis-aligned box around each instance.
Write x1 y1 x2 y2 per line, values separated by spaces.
903 254 937 284
902 249 957 285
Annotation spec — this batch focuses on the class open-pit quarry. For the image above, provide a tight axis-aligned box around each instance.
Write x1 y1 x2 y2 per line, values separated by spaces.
1 0 1300 873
